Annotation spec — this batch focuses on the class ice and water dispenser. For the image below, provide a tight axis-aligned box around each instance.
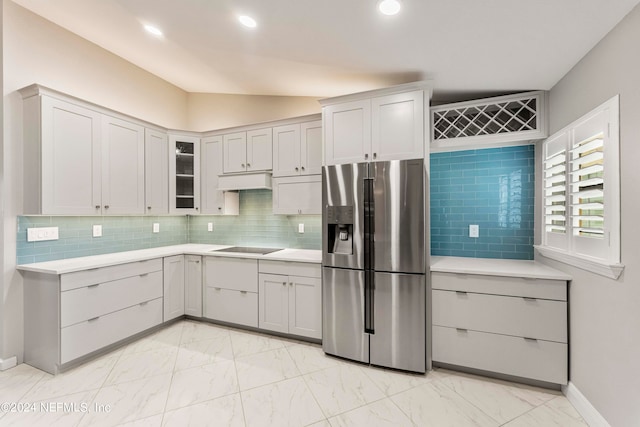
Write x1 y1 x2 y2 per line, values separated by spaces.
326 205 354 255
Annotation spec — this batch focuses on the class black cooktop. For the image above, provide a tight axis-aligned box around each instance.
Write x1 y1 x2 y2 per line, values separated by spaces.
211 246 283 255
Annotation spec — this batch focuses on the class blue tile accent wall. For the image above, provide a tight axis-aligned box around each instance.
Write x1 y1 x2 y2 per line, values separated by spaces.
189 190 321 249
430 145 535 260
17 190 321 264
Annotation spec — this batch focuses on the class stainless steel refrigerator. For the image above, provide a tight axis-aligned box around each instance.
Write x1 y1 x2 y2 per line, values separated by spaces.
322 158 426 373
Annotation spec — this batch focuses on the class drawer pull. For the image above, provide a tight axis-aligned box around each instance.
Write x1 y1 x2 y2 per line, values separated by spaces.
140 273 149 277
240 291 247 294
214 287 221 291
139 301 149 306
289 282 293 286
195 260 200 263
523 297 537 302
87 284 100 289
456 328 468 332
282 282 286 286
523 337 538 342
88 316 100 322
455 291 468 296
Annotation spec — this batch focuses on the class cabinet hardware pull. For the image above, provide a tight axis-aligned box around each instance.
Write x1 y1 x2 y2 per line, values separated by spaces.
195 207 199 210
523 297 537 302
365 153 369 160
87 284 100 288
139 301 149 306
282 282 286 286
289 283 293 286
295 167 299 171
240 290 247 294
104 205 109 209
523 337 538 342
88 317 100 322
195 260 200 263
95 205 101 209
373 153 377 159
455 291 468 296
140 273 149 277
147 206 151 210
247 163 251 167
218 207 222 210
241 163 245 167
301 166 305 171
215 287 221 291
456 328 468 332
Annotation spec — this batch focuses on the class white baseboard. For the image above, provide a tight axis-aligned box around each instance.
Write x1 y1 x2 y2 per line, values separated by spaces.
563 382 610 427
0 356 17 371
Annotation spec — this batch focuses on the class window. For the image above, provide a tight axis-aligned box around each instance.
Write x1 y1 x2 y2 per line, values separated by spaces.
536 96 623 279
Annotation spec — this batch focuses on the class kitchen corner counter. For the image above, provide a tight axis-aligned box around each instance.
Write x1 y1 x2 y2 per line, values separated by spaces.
430 256 572 281
17 244 321 275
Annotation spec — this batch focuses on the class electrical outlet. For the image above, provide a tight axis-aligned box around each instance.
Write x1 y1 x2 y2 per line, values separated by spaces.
298 223 305 233
153 223 160 233
469 224 479 238
207 223 213 232
27 227 59 242
92 225 102 238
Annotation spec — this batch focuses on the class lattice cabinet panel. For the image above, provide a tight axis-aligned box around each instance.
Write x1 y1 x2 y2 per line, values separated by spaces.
431 91 547 149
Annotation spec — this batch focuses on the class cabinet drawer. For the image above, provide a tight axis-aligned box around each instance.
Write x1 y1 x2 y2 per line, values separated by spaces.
259 260 321 278
61 297 162 363
431 272 566 301
204 257 258 292
204 288 258 328
432 290 567 342
61 258 163 291
433 326 567 385
61 270 162 327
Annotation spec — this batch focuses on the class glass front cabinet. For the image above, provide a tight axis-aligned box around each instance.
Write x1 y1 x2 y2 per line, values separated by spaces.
169 134 200 214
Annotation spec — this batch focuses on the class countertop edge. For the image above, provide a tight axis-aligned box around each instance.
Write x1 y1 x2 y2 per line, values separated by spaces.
429 256 573 281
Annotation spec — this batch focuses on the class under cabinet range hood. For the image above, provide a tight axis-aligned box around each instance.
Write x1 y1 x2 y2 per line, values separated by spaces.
217 172 272 190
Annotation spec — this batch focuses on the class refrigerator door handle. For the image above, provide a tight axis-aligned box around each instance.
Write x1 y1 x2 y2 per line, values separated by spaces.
364 271 375 334
363 177 374 271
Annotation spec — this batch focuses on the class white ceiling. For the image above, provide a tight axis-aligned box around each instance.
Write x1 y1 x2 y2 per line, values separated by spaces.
11 0 640 99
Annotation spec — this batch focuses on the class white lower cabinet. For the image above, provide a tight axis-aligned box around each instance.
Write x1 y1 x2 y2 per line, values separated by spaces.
258 261 322 339
23 259 164 374
431 271 568 385
184 255 203 317
163 255 185 321
203 257 258 327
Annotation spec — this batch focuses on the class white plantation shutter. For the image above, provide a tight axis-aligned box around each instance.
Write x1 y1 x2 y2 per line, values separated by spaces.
538 95 620 273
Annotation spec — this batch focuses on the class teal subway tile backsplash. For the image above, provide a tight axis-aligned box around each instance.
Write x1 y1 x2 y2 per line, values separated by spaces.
430 145 535 260
17 190 321 264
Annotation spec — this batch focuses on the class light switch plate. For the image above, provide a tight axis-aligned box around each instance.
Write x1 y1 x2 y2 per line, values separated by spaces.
469 224 479 238
92 225 102 238
27 227 59 242
153 223 160 233
207 223 213 232
298 223 305 233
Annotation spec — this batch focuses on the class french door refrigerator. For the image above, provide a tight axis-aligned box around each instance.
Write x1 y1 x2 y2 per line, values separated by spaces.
322 158 426 373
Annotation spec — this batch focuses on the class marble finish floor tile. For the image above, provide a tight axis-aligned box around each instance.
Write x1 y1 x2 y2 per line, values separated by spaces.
285 343 341 375
161 394 245 427
235 347 300 391
229 330 286 358
0 389 98 427
104 347 178 386
165 360 238 411
115 414 163 427
328 398 414 427
122 323 183 356
503 396 588 427
0 363 46 403
439 371 559 424
360 365 440 397
179 321 229 345
241 377 325 427
391 380 499 427
174 335 234 371
304 365 386 418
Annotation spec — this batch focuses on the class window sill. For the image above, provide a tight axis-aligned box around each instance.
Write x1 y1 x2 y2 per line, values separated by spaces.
534 245 624 280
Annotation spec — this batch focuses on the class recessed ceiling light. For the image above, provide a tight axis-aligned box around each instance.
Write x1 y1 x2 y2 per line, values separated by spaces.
144 24 163 37
378 0 401 16
238 15 257 28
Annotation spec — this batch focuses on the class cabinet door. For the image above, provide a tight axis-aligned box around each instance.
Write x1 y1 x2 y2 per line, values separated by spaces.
101 116 145 214
258 273 289 334
300 120 322 175
40 96 102 215
371 90 424 161
247 128 273 172
272 124 301 177
272 175 321 215
184 255 202 317
163 255 185 321
324 99 371 165
223 132 247 173
289 275 322 339
145 129 169 214
201 136 225 214
169 135 201 214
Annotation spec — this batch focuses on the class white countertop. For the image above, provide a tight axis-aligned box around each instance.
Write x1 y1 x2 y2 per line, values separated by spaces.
430 256 572 280
17 244 322 275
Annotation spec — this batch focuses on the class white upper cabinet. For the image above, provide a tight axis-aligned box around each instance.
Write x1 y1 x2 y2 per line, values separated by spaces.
322 83 430 165
273 120 322 177
144 129 169 214
101 116 145 215
223 128 272 174
169 134 200 214
22 90 147 215
201 136 239 215
371 90 424 162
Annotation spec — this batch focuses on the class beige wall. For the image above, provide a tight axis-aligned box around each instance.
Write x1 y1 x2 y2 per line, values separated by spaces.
187 92 320 131
540 4 640 426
